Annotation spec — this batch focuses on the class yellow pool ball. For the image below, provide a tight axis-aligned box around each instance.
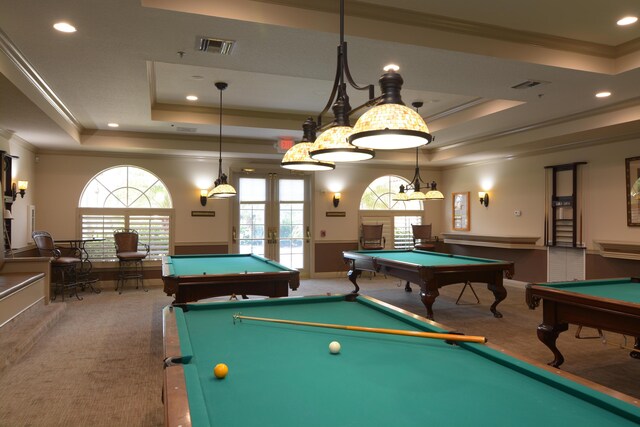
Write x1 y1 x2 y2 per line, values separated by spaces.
214 363 229 379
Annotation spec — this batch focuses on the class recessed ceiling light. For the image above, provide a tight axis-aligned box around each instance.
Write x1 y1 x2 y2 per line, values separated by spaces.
186 95 198 101
107 123 119 128
191 75 204 80
595 91 611 98
53 22 76 33
617 16 638 26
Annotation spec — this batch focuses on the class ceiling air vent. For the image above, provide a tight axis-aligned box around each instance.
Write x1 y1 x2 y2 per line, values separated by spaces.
511 79 549 90
176 126 197 133
197 37 235 55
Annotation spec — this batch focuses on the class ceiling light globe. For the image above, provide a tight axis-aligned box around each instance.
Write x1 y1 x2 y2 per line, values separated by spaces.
281 142 335 171
617 16 638 26
425 189 444 200
408 191 427 201
349 104 432 150
392 192 409 201
310 126 374 162
209 184 237 198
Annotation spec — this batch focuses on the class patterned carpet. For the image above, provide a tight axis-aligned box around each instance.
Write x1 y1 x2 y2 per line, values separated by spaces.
0 277 638 426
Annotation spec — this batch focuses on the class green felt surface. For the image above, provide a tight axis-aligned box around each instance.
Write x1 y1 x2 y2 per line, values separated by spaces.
166 254 289 276
173 296 640 427
354 249 504 266
537 278 640 304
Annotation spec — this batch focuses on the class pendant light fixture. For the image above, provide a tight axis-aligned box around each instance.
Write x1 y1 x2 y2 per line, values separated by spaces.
281 118 335 171
393 101 443 201
208 82 237 198
310 94 374 162
392 148 444 201
350 65 432 150
308 0 375 163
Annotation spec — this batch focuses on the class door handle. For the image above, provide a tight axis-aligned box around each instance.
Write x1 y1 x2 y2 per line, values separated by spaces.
306 226 310 243
272 228 278 244
232 226 237 243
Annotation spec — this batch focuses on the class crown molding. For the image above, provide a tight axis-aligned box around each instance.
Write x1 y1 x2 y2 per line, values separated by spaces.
0 29 82 132
256 0 619 58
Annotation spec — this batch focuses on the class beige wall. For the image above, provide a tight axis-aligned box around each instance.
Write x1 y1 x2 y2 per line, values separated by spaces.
441 138 640 250
9 135 639 274
2 137 37 249
312 163 442 241
34 153 231 246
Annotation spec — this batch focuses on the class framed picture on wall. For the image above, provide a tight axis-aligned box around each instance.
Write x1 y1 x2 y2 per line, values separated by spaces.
452 192 470 231
626 156 640 226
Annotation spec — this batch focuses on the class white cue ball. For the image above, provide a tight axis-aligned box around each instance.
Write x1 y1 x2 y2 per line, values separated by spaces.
329 341 341 354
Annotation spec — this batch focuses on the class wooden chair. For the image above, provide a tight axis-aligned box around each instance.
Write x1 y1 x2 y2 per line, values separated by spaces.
360 224 385 250
32 230 82 301
412 224 436 251
360 224 385 279
114 229 150 294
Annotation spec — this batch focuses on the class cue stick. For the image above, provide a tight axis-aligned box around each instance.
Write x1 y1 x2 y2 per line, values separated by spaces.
232 314 487 344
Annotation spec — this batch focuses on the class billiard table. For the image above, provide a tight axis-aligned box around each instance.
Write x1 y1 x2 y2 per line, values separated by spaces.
343 249 514 319
526 277 640 368
161 254 299 304
162 295 640 427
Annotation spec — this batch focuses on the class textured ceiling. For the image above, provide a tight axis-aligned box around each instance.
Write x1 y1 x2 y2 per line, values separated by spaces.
1 0 640 167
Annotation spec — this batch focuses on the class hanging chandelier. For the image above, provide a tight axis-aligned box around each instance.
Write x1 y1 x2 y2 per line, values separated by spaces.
392 148 443 201
350 64 432 150
281 118 335 171
307 0 376 163
208 82 237 198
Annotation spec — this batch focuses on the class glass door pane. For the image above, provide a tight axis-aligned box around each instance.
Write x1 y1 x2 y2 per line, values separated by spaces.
278 179 305 269
238 178 266 256
234 173 309 275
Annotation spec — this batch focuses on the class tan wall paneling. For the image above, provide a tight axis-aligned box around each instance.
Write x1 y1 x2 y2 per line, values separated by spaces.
314 241 358 273
586 253 640 279
446 244 547 283
174 244 228 255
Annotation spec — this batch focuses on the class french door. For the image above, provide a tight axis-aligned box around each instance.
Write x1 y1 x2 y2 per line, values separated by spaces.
232 172 310 274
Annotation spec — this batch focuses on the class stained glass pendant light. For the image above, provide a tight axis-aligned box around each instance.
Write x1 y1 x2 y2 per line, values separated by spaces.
208 82 237 198
350 65 432 150
281 118 335 171
305 0 375 163
392 145 443 201
310 95 374 162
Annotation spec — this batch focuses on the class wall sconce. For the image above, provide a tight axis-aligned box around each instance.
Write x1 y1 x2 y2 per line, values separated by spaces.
478 191 489 207
12 181 28 201
200 189 208 206
333 192 341 208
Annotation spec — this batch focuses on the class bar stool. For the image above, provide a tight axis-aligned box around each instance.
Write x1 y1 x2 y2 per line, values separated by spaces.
32 230 82 301
114 229 149 294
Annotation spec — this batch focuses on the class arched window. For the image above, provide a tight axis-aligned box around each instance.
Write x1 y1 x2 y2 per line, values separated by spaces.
359 175 424 249
79 166 173 261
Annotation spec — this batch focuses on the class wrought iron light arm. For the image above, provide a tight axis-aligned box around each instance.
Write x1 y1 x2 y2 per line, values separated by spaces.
316 0 377 130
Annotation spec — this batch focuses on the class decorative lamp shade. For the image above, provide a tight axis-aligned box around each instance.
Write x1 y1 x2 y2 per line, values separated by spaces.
425 189 444 200
392 192 408 201
349 66 432 150
408 190 427 201
392 185 408 201
281 142 335 171
425 181 444 200
3 209 13 220
310 126 374 162
350 104 431 150
209 183 236 198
